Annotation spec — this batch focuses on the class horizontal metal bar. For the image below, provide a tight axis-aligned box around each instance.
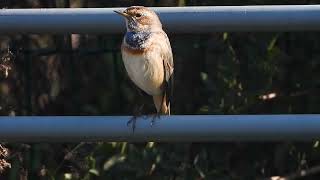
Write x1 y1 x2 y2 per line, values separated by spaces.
0 5 320 34
0 115 319 142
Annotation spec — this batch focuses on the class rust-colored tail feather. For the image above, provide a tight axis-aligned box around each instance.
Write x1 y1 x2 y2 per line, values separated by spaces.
153 94 170 115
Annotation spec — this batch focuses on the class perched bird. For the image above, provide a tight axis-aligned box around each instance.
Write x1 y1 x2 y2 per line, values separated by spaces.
115 6 174 127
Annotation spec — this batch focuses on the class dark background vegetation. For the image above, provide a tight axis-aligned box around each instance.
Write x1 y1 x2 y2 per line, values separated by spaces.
0 0 319 179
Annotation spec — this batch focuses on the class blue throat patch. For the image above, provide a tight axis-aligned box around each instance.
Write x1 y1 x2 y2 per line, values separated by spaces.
125 31 151 49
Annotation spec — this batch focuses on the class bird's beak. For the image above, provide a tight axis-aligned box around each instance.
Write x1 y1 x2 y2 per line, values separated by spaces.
114 10 130 18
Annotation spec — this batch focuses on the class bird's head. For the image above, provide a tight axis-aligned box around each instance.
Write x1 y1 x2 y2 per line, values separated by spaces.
114 6 162 32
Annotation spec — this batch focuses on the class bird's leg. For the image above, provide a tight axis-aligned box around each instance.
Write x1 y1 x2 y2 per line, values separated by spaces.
127 103 145 133
150 92 166 126
126 78 148 132
150 113 160 126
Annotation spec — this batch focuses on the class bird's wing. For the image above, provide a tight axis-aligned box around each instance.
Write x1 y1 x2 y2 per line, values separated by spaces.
158 31 174 112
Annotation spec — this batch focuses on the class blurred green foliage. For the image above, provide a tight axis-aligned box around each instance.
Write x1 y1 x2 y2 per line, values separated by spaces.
0 0 320 179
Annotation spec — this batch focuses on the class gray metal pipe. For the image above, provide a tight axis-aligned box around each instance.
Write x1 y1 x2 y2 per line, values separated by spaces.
0 115 319 142
0 5 319 34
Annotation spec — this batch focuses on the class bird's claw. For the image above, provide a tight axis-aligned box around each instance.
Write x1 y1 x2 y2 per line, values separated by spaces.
128 113 161 133
150 113 161 126
128 104 145 133
127 116 137 133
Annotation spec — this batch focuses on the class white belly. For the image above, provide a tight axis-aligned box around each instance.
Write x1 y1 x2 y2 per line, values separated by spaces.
122 50 164 95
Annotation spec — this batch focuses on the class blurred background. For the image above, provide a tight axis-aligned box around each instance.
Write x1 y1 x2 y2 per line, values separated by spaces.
0 0 320 179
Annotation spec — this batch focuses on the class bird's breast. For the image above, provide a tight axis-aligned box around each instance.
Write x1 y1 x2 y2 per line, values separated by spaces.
121 46 164 96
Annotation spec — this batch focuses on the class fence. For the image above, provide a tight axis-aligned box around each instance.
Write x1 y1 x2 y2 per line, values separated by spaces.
0 5 320 142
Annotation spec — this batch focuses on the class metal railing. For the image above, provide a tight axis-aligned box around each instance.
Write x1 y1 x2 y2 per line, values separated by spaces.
0 115 319 142
0 5 319 33
0 5 319 141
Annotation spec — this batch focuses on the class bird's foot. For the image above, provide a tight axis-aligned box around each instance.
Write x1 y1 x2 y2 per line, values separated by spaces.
127 113 159 133
128 104 145 133
127 115 142 133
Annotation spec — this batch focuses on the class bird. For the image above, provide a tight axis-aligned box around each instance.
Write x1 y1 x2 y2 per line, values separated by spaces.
114 6 174 130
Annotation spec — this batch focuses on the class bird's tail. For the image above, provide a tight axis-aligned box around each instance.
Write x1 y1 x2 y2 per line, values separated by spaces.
153 94 170 115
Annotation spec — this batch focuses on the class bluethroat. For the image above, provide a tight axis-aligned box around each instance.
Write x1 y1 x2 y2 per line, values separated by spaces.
115 6 174 130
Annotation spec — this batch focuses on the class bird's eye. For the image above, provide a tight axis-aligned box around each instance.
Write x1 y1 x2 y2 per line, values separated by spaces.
135 13 142 18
